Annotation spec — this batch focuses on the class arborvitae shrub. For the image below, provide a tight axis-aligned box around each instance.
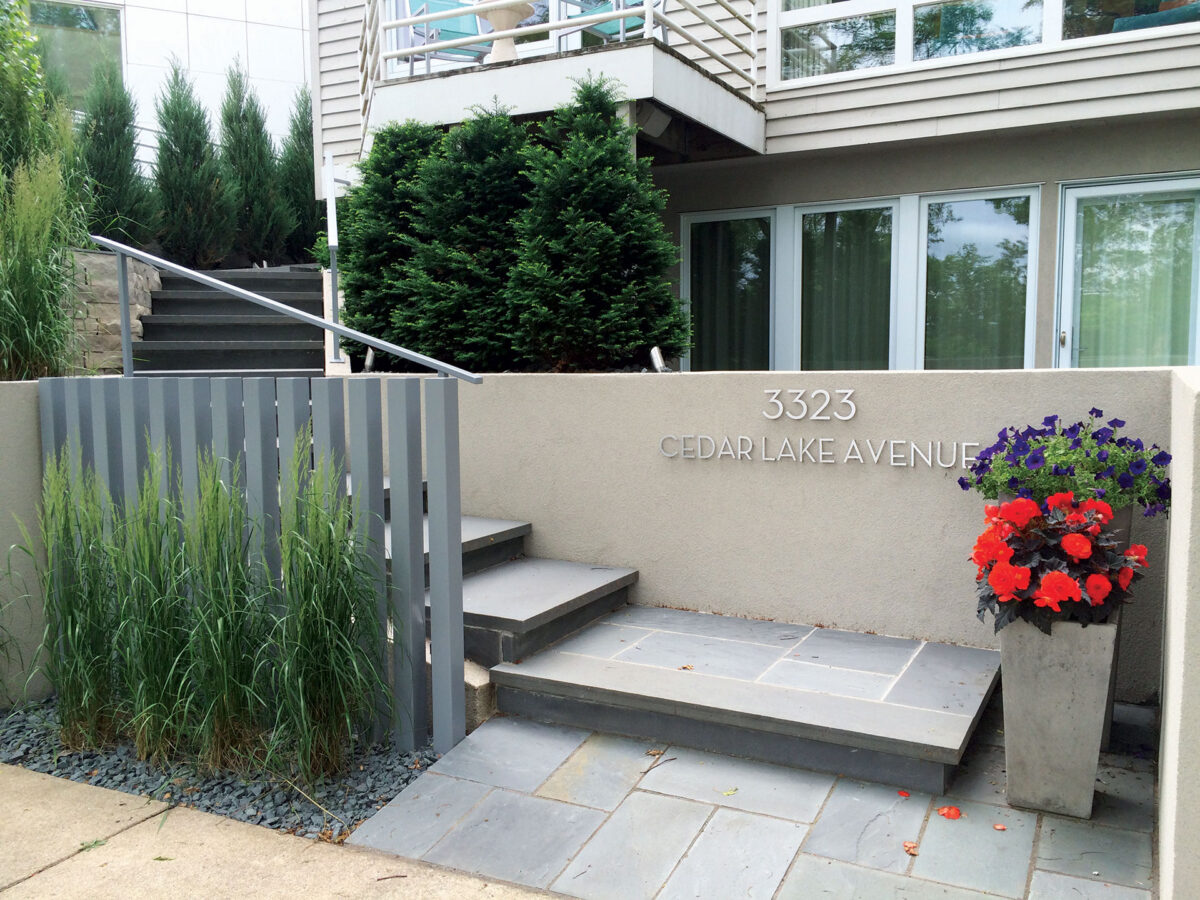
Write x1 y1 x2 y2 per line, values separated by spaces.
393 105 531 371
278 87 321 263
338 121 441 369
154 64 233 268
80 58 154 246
219 66 293 265
505 77 688 370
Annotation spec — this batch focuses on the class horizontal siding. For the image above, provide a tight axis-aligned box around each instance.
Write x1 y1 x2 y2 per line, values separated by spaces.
316 0 365 181
763 31 1200 153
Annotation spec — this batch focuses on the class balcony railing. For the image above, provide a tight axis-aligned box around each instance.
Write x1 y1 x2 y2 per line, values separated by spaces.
359 0 759 101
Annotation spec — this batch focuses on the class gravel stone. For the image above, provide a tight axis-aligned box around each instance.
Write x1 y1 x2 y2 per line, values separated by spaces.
0 698 434 842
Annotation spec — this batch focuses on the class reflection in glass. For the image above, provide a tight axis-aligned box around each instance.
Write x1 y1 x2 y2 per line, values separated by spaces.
914 0 1042 59
1074 194 1196 367
28 1 122 110
781 13 896 79
924 196 1030 369
689 218 772 371
801 208 892 370
782 0 848 12
1064 0 1200 40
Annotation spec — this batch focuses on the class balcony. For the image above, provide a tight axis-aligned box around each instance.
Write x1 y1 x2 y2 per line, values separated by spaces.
355 0 766 160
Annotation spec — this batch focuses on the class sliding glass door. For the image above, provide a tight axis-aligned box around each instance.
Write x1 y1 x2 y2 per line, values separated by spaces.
1059 179 1200 367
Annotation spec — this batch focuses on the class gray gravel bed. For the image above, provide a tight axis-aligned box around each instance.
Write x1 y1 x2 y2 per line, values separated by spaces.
0 698 435 842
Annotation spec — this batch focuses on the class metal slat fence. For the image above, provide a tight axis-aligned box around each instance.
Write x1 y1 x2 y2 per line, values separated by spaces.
37 374 465 755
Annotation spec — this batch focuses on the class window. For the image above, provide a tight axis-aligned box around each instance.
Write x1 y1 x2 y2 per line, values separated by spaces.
684 212 774 370
773 0 1199 85
682 187 1038 371
28 2 122 111
1058 177 1200 367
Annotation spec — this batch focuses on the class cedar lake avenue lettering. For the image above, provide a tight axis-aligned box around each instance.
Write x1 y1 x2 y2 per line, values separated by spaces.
658 389 980 469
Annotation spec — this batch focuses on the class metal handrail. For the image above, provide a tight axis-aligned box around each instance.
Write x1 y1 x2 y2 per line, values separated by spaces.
89 234 483 385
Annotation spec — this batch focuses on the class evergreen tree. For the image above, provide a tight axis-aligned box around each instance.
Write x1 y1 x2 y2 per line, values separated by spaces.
394 105 531 371
278 87 321 262
338 120 441 369
80 58 153 246
505 77 688 370
154 64 233 268
219 65 293 265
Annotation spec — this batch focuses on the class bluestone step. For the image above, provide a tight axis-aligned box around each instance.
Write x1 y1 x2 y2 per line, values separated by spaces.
383 515 532 579
426 557 638 666
491 606 1000 793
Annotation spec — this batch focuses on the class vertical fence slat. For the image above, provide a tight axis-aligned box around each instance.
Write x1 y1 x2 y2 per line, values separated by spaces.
148 378 182 499
311 377 346 499
65 377 95 472
276 377 312 491
38 377 67 463
348 378 389 739
118 377 150 507
244 377 281 585
425 376 465 754
387 377 426 750
90 378 124 501
178 378 212 509
211 378 246 491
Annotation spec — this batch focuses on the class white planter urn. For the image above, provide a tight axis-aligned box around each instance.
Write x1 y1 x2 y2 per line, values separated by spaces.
999 611 1120 818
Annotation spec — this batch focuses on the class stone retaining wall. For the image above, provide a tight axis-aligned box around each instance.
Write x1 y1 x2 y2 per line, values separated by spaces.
71 250 158 375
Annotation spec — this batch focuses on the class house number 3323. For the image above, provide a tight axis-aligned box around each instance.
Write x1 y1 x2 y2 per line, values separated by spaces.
762 389 857 421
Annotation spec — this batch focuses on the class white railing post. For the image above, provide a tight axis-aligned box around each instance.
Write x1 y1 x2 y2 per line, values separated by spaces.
323 151 343 364
116 251 133 376
643 0 654 39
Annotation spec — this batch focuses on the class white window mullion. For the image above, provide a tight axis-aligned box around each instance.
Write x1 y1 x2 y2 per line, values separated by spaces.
774 207 799 371
893 194 921 370
894 2 914 67
1042 0 1064 47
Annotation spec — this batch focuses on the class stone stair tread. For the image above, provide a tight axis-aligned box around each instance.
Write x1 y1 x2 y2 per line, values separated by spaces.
150 290 321 301
136 340 324 349
141 314 311 324
427 557 638 634
383 515 532 560
492 609 1000 765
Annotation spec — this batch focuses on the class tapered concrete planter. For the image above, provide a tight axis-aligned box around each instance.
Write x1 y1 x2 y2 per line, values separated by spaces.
1000 612 1119 818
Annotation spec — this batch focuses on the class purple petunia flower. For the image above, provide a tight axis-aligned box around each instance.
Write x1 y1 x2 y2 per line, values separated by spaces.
1108 418 1126 428
1098 466 1115 479
1007 476 1020 489
1158 482 1171 500
1130 458 1147 475
1093 428 1114 445
1089 407 1104 418
1118 473 1135 489
958 476 970 491
1026 447 1046 470
1153 451 1172 466
1017 488 1033 499
1043 415 1059 428
1097 449 1109 462
1095 488 1106 498
1131 438 1144 452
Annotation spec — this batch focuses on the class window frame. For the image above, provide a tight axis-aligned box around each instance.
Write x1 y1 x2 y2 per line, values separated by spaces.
1055 174 1200 368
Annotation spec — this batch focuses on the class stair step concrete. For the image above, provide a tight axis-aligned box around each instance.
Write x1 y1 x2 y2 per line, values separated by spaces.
384 515 532 580
133 340 323 372
142 314 321 341
149 293 324 316
131 368 325 378
428 557 637 667
491 607 1000 793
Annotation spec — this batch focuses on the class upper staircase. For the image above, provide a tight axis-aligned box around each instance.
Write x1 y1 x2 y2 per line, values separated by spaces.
135 268 325 377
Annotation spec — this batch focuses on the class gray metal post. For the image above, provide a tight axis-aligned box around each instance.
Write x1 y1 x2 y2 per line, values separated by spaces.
117 377 150 507
91 378 124 501
244 378 281 587
38 378 67 464
425 375 465 754
311 377 346 498
276 377 312 492
387 377 426 750
178 378 212 510
324 151 343 363
210 378 246 491
116 251 134 376
64 377 95 473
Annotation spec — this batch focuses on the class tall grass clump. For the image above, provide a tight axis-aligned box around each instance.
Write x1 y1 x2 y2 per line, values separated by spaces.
112 452 191 762
184 453 271 769
274 434 384 781
34 450 118 747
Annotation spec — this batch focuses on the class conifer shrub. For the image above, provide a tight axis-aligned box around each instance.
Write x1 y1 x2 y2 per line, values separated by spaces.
336 121 441 369
219 66 294 265
391 104 532 371
154 64 233 268
505 77 688 370
278 87 322 263
80 58 154 246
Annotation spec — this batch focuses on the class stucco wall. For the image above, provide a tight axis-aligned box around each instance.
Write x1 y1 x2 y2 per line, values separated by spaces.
655 115 1200 370
455 369 1171 703
0 382 47 708
1157 367 1200 898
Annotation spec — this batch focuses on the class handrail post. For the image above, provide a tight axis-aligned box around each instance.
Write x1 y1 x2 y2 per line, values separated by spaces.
116 251 134 376
426 373 465 754
324 151 344 364
643 0 654 39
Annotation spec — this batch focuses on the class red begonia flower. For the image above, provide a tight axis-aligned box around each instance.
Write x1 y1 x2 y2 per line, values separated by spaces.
1079 498 1114 523
1046 492 1075 512
1061 533 1093 561
1034 571 1083 612
999 498 1041 529
1085 574 1112 605
1126 544 1149 567
1118 567 1134 590
988 562 1031 598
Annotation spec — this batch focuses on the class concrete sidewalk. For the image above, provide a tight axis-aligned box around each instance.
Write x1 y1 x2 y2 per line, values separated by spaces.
0 764 546 898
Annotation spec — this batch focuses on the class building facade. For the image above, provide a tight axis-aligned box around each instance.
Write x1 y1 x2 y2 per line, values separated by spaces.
29 0 311 163
312 0 1200 372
